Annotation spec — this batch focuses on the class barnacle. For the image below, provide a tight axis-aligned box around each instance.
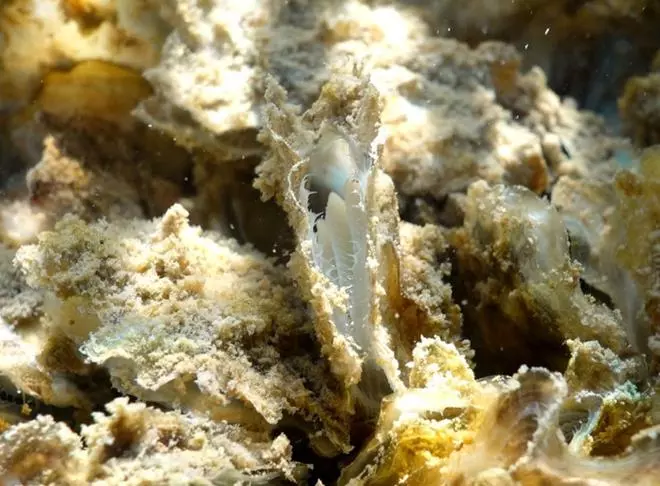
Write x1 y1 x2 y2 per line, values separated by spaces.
0 244 92 412
302 124 374 363
338 336 478 485
550 174 644 345
343 360 660 485
619 73 660 146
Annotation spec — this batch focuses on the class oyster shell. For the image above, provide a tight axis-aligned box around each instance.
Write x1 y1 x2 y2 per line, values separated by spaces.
15 204 351 453
257 67 465 416
256 67 404 411
450 181 630 375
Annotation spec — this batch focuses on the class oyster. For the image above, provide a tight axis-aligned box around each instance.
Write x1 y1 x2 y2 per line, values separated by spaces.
16 204 351 453
607 148 660 364
1 1 660 484
257 67 404 411
0 397 304 485
257 67 464 415
450 181 630 375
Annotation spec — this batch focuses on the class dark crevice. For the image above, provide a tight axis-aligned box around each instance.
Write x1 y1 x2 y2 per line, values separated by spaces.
275 425 343 485
448 246 571 378
579 278 616 310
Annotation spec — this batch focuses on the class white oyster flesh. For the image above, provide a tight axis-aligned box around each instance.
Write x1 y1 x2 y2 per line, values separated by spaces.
301 126 372 355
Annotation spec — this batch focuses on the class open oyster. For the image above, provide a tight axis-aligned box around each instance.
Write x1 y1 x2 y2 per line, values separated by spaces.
257 67 464 416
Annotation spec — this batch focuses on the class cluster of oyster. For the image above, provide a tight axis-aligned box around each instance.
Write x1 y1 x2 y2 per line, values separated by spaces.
1 0 660 484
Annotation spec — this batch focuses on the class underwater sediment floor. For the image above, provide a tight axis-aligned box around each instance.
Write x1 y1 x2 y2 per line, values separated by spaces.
1 0 660 484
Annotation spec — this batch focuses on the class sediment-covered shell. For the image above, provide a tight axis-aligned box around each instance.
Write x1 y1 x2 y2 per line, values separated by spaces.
15 204 351 453
450 181 630 375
